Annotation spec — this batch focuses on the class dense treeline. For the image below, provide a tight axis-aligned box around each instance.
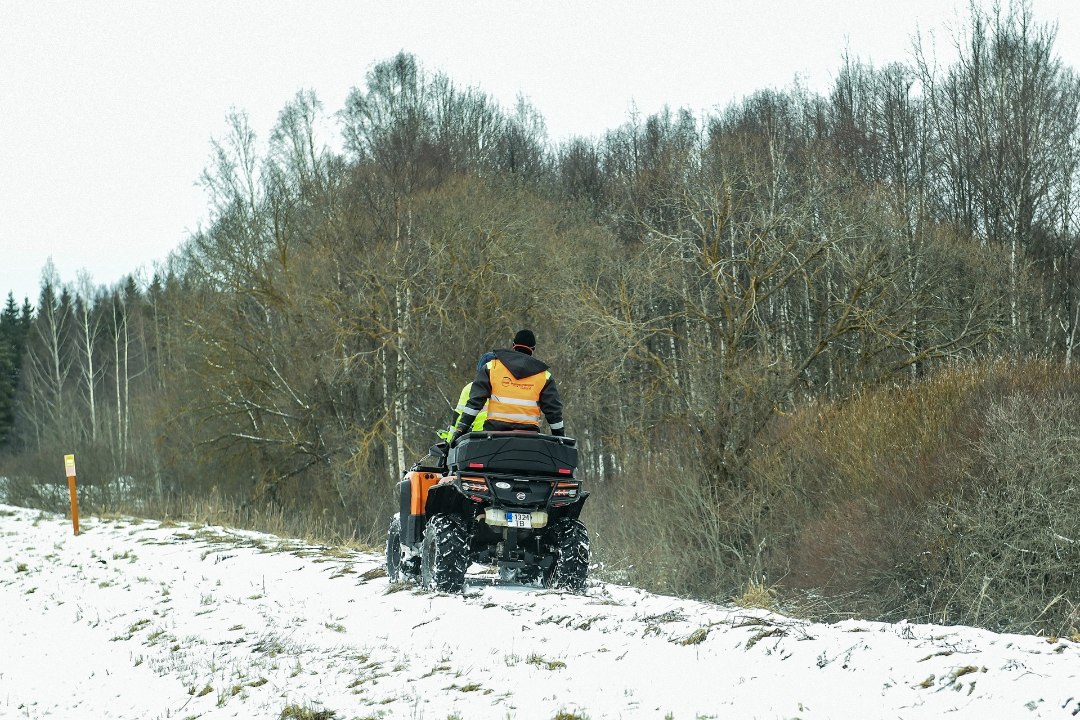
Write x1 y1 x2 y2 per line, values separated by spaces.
2 3 1079 633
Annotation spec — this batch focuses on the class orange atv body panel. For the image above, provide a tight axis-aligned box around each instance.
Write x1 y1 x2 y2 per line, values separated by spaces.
406 470 442 516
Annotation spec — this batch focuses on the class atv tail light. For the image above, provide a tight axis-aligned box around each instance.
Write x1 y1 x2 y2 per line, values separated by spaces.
553 481 579 499
558 468 572 475
468 462 485 469
459 475 489 494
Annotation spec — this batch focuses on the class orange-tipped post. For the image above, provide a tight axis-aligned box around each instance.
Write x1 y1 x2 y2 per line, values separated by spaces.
64 454 79 535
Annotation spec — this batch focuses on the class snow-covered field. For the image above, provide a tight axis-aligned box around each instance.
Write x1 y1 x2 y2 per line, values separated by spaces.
1 503 1077 720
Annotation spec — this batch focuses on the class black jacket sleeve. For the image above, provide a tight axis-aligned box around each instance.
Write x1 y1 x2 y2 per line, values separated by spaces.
539 375 564 435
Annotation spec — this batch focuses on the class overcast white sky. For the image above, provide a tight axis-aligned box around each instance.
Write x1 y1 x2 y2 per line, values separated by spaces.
2 0 1078 306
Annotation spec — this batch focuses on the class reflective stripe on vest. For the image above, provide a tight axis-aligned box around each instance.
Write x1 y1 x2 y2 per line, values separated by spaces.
485 359 548 427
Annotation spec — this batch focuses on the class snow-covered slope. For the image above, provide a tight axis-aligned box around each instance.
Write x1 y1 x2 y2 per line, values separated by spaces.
1 504 1077 719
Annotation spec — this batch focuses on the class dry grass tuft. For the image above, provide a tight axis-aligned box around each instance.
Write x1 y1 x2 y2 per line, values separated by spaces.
734 579 778 611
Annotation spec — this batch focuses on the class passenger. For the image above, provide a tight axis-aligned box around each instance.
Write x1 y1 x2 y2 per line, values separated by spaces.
439 351 495 442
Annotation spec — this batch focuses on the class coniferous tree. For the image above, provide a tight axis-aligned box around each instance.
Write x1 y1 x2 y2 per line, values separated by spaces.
0 293 21 446
0 293 32 448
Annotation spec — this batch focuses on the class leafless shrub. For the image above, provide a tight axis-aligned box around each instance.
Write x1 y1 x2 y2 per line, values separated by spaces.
743 360 1080 633
897 391 1080 633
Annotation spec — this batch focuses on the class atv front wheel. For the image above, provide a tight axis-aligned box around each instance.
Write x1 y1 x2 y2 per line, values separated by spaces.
421 514 469 592
386 514 419 581
546 519 590 592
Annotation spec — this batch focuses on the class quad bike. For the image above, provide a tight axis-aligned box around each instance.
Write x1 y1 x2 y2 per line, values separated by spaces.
385 431 590 593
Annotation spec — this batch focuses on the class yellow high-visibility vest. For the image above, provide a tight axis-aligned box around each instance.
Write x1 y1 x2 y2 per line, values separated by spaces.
454 382 487 431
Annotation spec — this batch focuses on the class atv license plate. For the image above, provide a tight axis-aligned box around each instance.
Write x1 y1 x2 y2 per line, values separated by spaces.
506 512 532 528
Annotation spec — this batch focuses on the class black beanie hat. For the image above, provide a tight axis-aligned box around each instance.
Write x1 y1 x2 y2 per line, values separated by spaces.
512 329 536 353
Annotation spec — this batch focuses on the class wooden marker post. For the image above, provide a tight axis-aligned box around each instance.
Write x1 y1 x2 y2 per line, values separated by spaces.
64 454 80 535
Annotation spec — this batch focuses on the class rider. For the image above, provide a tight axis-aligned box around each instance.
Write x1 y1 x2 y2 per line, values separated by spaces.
449 329 564 443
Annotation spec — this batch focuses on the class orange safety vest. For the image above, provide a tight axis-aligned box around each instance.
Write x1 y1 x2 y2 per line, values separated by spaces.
485 358 549 428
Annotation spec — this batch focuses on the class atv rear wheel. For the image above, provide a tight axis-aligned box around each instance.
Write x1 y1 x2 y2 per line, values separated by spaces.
421 514 469 592
546 519 590 592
